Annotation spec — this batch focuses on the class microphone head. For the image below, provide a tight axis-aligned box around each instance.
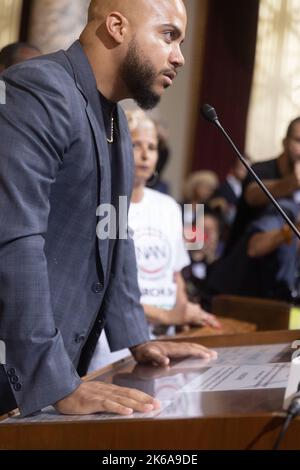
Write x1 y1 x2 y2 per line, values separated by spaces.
201 104 219 124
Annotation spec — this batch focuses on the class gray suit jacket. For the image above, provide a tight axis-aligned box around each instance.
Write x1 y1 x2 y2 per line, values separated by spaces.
0 41 149 416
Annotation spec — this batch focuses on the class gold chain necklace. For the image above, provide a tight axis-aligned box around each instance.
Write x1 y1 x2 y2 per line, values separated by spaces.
106 115 114 144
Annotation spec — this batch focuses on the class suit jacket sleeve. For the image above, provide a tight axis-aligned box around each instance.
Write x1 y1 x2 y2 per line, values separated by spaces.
0 62 82 416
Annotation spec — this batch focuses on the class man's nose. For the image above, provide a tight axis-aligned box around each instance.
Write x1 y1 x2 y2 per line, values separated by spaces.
170 45 185 69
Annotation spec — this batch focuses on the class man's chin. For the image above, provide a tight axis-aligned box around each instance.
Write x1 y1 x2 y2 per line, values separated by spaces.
135 93 161 110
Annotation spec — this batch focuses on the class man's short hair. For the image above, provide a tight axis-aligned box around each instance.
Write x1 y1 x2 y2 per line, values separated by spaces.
0 42 40 69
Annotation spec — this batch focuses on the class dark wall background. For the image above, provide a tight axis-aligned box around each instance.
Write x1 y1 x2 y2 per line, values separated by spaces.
192 0 259 181
19 0 32 42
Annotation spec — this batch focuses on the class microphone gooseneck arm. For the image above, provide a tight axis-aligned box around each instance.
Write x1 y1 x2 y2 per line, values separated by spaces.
201 104 300 241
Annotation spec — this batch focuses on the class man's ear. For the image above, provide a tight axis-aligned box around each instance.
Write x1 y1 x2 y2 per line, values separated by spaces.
106 12 129 44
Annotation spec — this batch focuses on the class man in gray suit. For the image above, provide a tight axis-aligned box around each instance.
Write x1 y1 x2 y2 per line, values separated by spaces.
0 0 216 417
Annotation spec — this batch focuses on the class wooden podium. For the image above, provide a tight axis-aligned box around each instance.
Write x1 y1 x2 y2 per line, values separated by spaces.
1 330 300 450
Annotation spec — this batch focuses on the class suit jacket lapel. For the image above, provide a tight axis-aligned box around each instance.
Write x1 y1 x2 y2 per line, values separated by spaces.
116 106 134 204
85 103 111 275
113 106 135 238
64 41 111 278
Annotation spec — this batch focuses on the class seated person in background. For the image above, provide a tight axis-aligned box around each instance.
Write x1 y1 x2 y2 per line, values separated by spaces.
225 117 300 254
89 111 220 370
182 170 219 226
208 199 300 302
182 208 223 309
0 42 41 71
210 157 251 239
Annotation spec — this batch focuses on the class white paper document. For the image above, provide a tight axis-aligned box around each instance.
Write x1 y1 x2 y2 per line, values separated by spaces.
179 363 290 393
176 343 291 369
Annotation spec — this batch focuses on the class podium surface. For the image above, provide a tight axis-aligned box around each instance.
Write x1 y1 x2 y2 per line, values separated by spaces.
1 330 300 450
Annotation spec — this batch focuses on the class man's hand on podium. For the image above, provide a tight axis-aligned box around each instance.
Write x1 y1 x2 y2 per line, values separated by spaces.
54 381 161 416
54 342 217 416
130 341 218 367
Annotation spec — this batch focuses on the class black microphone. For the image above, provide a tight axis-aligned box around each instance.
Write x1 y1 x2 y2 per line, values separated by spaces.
201 104 300 241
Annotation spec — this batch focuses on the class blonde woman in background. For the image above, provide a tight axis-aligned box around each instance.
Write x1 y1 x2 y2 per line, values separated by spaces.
127 110 220 333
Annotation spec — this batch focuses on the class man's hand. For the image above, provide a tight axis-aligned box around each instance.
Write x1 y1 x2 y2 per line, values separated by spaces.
55 381 160 416
130 341 218 367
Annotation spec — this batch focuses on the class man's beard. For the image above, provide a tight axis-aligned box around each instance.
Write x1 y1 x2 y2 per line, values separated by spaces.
121 39 161 110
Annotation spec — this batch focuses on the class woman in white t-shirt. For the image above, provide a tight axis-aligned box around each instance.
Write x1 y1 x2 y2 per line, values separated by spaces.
127 110 220 334
88 111 220 371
